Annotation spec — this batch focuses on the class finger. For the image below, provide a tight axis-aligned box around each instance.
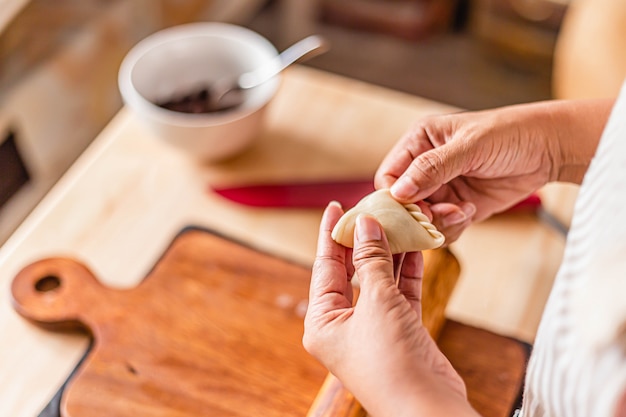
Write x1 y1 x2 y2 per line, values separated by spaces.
431 201 476 229
374 125 434 190
351 215 395 292
430 202 476 245
310 202 352 306
390 142 473 203
304 202 353 362
345 247 355 280
345 277 354 306
396 251 424 316
375 146 411 190
392 253 406 280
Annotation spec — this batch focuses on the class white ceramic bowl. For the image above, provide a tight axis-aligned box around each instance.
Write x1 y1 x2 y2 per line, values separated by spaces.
118 22 280 161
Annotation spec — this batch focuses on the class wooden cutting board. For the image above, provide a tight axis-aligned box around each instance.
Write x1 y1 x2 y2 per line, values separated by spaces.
12 227 328 417
11 227 528 417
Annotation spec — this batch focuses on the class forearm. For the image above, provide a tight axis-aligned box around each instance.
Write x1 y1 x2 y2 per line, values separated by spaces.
547 98 614 184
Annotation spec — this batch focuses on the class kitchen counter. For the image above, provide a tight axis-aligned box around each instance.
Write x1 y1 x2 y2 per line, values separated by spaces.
0 66 572 416
0 0 271 245
0 0 28 34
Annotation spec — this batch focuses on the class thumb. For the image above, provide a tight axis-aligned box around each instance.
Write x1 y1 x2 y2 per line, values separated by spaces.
352 215 395 291
390 142 469 202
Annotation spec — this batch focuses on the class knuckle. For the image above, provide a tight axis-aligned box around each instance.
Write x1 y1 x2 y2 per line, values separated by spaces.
302 323 335 368
310 259 326 278
351 244 394 288
414 151 445 183
301 332 316 355
352 244 391 268
411 115 437 130
366 281 393 303
302 319 322 356
311 254 343 281
432 222 463 246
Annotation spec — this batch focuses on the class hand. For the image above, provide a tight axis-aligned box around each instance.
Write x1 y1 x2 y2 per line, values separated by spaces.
303 202 478 417
375 99 612 243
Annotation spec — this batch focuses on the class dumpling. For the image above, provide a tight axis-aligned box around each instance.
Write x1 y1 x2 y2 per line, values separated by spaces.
331 189 444 253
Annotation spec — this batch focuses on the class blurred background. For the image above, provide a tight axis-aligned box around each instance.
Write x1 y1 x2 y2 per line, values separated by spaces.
1 0 624 244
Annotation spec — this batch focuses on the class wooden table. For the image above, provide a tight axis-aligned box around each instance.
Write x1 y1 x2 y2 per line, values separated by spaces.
0 0 28 33
0 66 572 417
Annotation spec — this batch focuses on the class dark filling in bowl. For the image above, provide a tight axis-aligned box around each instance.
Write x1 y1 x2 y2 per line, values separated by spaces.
155 87 239 114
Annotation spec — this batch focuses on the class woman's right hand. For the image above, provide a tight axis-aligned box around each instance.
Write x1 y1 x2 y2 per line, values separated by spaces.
375 98 612 243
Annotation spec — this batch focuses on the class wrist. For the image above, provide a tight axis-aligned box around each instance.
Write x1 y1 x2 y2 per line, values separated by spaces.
355 369 480 417
400 374 480 417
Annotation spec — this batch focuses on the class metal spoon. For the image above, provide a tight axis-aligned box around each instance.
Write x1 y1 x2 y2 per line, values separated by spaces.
209 35 330 111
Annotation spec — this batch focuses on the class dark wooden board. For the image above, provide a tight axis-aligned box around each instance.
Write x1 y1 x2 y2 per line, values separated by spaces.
440 321 528 417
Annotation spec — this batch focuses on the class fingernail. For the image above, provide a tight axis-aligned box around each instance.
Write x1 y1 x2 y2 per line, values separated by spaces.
390 176 418 200
443 211 466 227
356 215 381 242
462 203 476 217
328 200 342 209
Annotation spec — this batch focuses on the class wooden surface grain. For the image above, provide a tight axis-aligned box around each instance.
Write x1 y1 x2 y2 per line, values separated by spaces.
0 0 28 33
12 228 328 416
439 321 529 417
0 66 568 416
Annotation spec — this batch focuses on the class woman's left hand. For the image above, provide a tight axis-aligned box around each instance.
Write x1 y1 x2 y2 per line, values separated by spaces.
303 202 478 417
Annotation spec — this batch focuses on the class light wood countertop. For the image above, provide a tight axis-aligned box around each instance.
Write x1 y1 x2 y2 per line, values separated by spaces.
0 0 28 34
0 66 570 416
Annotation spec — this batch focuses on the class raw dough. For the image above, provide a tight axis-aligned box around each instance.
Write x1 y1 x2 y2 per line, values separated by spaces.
331 189 445 253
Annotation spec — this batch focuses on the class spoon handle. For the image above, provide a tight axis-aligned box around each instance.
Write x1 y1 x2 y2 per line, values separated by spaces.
238 35 330 89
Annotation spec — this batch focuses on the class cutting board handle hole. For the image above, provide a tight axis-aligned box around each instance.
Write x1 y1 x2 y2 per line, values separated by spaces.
35 275 61 292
